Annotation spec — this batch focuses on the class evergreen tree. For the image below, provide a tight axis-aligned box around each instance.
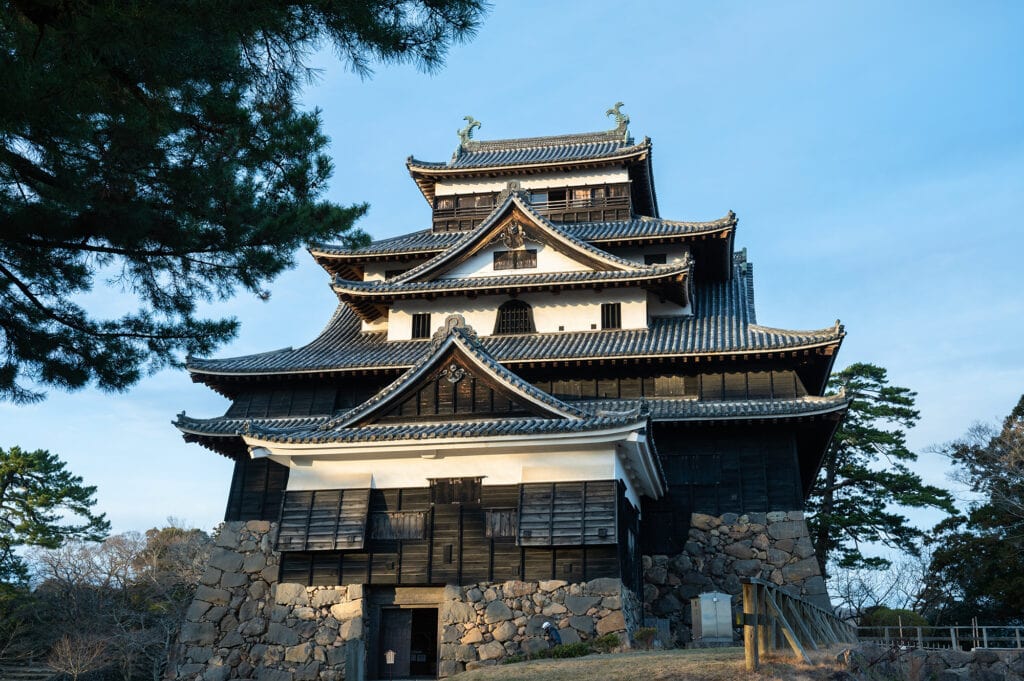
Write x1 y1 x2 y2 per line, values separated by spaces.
922 396 1024 624
0 446 110 583
806 363 955 577
0 0 484 403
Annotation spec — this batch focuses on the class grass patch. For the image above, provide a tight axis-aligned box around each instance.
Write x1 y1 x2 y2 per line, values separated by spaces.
466 646 851 681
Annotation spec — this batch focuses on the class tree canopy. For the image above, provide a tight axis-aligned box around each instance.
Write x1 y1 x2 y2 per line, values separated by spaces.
922 395 1024 624
0 446 110 584
0 0 485 403
806 363 955 577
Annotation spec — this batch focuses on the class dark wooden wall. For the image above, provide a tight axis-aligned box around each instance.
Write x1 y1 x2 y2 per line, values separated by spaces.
532 369 808 401
640 424 803 555
224 458 289 521
278 482 633 587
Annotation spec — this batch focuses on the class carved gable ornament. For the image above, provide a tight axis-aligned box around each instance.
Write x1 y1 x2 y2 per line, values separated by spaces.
500 221 527 250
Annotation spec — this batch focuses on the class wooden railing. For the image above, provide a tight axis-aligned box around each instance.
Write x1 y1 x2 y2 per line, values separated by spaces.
858 624 1024 651
432 194 632 230
741 578 857 671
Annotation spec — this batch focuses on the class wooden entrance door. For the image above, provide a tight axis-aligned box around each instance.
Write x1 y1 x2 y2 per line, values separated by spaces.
379 609 412 678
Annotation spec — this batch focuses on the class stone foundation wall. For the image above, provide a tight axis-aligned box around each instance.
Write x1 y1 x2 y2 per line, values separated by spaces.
168 522 637 681
437 577 634 676
641 510 828 645
844 643 1024 681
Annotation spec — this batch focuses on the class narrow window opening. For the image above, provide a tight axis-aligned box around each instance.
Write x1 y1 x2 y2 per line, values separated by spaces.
601 303 622 330
494 300 536 335
411 313 431 339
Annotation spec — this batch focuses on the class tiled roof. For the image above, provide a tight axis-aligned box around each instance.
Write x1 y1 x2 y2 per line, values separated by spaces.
311 213 736 261
389 193 647 285
173 394 845 441
325 316 589 428
332 264 690 297
186 257 843 377
573 394 848 422
407 131 648 172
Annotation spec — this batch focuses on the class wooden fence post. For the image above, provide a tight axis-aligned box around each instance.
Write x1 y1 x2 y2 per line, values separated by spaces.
743 582 759 671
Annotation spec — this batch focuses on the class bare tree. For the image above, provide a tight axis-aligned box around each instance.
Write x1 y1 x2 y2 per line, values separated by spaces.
48 635 108 681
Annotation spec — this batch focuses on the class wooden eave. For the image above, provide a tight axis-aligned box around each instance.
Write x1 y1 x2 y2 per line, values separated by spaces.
189 337 843 400
406 147 652 207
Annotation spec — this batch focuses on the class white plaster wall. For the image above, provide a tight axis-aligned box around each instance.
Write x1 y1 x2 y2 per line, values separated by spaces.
361 315 389 334
434 168 629 196
605 245 690 266
646 291 691 318
386 288 648 340
363 258 429 282
441 242 590 280
286 447 617 490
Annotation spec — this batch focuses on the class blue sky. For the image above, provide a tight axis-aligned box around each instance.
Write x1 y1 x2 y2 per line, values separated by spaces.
2 1 1022 535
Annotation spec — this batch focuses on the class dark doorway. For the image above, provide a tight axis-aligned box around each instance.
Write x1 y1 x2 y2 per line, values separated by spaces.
378 607 438 679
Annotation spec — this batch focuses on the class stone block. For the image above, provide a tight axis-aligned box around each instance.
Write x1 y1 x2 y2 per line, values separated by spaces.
478 641 505 661
293 606 316 620
466 587 483 602
569 615 595 635
585 578 621 595
438 660 462 678
565 595 601 615
200 567 223 587
596 611 626 636
723 541 755 559
309 588 343 608
242 553 267 573
525 615 549 635
455 644 477 662
188 646 213 663
265 623 300 646
781 557 820 581
443 584 463 601
293 662 321 681
542 602 567 616
330 600 362 620
440 600 475 623
483 600 512 624
538 580 567 592
260 564 279 583
208 548 244 573
215 524 240 548
802 576 827 595
691 514 721 530
732 559 762 577
767 520 807 541
466 660 497 671
521 637 547 655
492 620 517 642
601 596 621 610
339 616 362 639
654 592 683 617
186 600 211 621
793 537 816 559
442 625 461 643
284 643 313 664
203 665 230 681
180 622 217 645
503 580 536 597
220 571 249 589
766 511 787 523
275 583 310 607
460 627 482 644
195 585 231 606
558 628 581 644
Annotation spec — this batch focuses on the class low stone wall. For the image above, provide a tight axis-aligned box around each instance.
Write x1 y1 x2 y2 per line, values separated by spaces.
641 510 828 644
844 643 1024 681
438 577 633 676
168 522 636 680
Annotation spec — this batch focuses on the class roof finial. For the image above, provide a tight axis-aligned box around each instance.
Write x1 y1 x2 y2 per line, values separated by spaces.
605 102 630 139
458 116 481 146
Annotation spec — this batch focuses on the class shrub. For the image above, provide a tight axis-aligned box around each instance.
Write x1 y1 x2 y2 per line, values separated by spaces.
592 633 621 653
633 627 658 649
548 642 593 658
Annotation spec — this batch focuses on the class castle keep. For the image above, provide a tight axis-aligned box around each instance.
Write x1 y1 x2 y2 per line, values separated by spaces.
170 107 846 680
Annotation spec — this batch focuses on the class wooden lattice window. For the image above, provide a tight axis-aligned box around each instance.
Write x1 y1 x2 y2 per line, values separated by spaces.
411 313 431 339
368 511 427 540
601 302 621 330
494 300 535 335
493 249 537 270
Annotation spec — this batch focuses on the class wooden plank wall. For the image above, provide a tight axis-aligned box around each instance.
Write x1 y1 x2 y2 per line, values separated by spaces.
640 424 804 555
279 482 630 587
224 458 289 522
